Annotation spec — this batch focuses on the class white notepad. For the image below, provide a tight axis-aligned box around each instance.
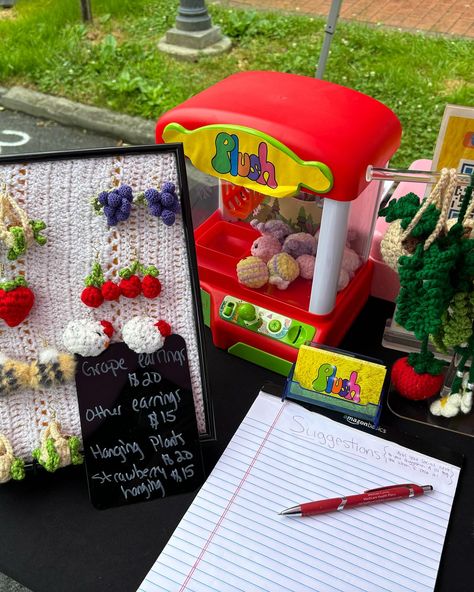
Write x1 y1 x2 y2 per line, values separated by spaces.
138 391 461 592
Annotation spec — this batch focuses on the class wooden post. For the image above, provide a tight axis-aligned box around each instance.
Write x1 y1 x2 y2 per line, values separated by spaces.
80 0 93 23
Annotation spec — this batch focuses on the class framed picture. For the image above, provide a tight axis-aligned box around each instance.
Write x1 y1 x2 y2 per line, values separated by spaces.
0 145 214 478
431 104 474 218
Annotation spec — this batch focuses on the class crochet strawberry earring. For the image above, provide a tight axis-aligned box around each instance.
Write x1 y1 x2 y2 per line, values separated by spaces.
81 258 161 308
0 268 35 327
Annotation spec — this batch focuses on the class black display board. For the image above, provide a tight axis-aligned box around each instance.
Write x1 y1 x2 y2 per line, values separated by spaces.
75 335 204 509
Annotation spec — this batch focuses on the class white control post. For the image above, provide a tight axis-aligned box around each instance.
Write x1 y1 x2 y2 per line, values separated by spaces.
309 198 350 315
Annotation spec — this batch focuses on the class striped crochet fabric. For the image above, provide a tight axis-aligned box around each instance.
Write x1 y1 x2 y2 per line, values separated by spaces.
0 152 206 463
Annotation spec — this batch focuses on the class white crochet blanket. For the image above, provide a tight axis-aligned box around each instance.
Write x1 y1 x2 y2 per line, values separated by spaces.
0 151 207 462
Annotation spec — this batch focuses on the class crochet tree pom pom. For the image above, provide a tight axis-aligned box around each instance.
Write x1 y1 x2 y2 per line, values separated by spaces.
391 356 444 400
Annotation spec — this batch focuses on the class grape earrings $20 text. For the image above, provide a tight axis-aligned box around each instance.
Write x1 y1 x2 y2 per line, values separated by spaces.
92 182 180 228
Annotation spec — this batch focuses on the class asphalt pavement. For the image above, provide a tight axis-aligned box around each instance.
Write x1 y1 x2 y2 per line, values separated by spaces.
0 107 119 156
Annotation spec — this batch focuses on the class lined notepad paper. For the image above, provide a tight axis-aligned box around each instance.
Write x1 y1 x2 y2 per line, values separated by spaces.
138 392 461 592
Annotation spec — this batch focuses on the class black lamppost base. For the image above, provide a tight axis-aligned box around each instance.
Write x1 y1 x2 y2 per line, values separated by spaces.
160 0 231 60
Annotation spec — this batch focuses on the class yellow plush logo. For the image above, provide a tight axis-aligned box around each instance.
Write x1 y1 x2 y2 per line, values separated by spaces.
163 123 333 198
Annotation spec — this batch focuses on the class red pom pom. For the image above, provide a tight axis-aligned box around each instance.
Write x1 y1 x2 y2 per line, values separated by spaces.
100 320 114 338
0 286 35 327
119 275 141 298
101 280 121 301
141 275 162 299
81 286 104 308
155 320 171 337
391 357 444 400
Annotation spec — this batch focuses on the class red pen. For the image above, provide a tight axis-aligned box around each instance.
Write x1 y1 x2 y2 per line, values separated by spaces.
279 483 433 516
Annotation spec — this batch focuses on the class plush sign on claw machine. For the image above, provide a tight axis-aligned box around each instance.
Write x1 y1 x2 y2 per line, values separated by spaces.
156 71 402 375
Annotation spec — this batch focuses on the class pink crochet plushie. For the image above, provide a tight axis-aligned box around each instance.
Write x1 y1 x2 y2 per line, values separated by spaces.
250 234 281 263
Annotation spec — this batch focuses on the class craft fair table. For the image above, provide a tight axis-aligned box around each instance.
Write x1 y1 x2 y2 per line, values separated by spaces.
0 298 472 592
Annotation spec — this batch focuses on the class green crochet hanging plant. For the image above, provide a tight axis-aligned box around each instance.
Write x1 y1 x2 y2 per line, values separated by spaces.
380 173 474 401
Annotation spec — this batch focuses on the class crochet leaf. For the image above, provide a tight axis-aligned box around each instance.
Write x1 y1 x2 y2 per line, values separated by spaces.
68 436 83 466
379 193 420 222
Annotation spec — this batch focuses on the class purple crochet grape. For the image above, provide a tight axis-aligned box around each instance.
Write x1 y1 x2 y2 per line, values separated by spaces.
107 213 118 226
149 203 162 218
115 210 129 222
161 182 176 194
120 200 132 215
160 191 177 209
98 191 109 206
117 184 134 202
144 188 161 206
107 191 122 208
161 209 176 226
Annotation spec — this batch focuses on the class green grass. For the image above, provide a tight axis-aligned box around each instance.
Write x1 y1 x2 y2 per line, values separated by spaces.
0 0 472 167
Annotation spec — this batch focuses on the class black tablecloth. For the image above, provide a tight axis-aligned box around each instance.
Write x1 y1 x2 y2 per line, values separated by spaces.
0 298 472 592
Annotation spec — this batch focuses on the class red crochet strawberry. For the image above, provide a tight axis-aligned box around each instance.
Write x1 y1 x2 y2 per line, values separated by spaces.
0 276 35 327
141 265 161 299
81 261 105 308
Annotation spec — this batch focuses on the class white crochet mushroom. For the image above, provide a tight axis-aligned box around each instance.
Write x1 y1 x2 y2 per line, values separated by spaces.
63 319 114 357
122 316 171 354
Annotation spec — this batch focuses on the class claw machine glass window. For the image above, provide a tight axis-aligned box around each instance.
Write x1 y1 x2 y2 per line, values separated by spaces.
156 72 402 375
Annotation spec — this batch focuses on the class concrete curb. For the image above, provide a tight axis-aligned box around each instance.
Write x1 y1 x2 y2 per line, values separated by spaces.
0 86 156 145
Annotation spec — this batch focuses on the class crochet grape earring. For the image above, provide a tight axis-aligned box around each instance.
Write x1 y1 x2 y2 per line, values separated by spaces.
142 181 180 226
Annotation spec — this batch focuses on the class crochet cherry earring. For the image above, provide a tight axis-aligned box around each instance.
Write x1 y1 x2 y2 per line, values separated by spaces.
81 258 121 308
118 260 142 299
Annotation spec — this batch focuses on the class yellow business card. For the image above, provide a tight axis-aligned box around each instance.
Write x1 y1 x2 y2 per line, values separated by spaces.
293 344 386 407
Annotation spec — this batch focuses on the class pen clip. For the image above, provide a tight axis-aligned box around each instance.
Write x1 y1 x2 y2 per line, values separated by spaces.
364 483 416 493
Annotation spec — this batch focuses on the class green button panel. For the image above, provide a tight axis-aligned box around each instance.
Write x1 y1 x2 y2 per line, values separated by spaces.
219 295 316 349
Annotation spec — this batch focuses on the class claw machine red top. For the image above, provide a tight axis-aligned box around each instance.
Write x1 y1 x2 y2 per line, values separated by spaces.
156 71 402 375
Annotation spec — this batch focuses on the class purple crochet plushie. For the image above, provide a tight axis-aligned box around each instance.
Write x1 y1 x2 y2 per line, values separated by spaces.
282 232 316 258
250 219 291 244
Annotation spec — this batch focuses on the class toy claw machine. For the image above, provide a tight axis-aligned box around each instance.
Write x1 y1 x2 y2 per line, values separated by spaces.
156 71 402 375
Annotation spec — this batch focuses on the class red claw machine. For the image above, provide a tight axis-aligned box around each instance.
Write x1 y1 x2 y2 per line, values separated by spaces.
156 71 402 375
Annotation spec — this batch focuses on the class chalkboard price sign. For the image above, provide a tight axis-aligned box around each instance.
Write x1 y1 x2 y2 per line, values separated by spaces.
75 335 204 510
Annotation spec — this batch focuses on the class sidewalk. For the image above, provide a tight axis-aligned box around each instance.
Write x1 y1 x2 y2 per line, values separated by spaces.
223 0 474 38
